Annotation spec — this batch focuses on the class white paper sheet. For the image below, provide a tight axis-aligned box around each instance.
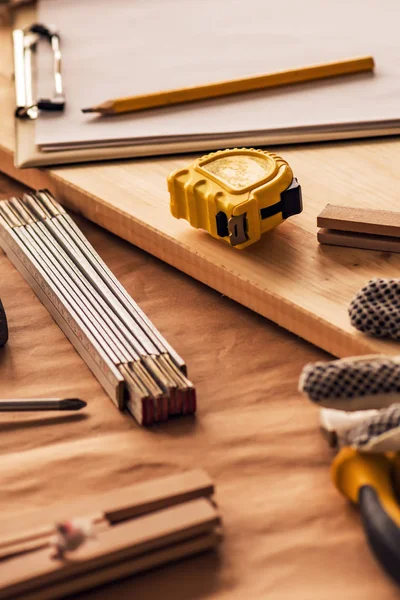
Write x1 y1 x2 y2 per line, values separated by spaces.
35 0 400 151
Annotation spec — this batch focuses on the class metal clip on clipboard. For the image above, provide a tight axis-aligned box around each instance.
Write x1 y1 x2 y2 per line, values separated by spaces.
13 23 65 119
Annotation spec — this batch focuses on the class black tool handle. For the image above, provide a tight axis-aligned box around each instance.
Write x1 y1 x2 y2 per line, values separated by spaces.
359 485 400 585
0 299 8 347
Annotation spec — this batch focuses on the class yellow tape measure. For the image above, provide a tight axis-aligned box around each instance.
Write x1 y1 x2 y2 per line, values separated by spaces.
168 148 303 249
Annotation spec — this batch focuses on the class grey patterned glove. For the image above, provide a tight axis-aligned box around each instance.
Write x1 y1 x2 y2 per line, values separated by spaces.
318 405 400 453
299 357 400 453
341 404 400 451
299 356 400 411
349 278 400 339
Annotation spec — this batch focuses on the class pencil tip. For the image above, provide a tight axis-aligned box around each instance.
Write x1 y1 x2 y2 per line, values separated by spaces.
61 398 87 410
81 108 95 113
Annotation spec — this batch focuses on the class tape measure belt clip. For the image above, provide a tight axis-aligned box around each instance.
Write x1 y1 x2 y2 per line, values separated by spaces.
227 213 247 246
216 176 302 246
259 177 302 220
280 177 302 219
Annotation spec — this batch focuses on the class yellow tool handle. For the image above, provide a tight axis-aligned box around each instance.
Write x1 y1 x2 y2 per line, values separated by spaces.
83 56 374 115
332 448 400 584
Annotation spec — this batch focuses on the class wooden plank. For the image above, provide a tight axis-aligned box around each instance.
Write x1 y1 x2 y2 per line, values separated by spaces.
0 516 106 562
0 469 214 559
104 468 214 523
317 204 400 237
3 18 400 359
13 533 219 600
318 228 400 253
0 499 219 599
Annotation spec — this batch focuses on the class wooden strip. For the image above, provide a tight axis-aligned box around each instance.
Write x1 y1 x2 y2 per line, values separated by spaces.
40 215 159 357
317 228 400 253
14 533 219 600
0 517 106 562
43 199 186 371
0 519 111 564
317 204 400 237
104 469 214 524
0 499 219 599
0 540 48 563
0 227 125 407
28 218 141 363
0 470 214 557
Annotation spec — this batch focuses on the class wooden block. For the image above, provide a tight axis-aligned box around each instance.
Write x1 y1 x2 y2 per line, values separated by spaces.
16 533 220 600
0 469 214 560
317 204 400 237
0 499 219 599
0 517 108 563
104 468 214 523
318 228 400 253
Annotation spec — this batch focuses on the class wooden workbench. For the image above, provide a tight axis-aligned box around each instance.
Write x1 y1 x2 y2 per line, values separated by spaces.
1 173 399 599
2 9 400 597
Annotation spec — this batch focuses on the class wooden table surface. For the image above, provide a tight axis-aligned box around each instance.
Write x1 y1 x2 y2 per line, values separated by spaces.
1 172 399 599
4 7 400 365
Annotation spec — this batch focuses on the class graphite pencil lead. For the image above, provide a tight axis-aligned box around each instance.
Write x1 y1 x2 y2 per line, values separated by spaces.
59 398 87 410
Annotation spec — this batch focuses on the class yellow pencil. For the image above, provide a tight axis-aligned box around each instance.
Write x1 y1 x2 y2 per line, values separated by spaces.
82 56 374 116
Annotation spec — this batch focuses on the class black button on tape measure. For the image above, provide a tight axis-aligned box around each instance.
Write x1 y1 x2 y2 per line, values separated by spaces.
0 299 8 347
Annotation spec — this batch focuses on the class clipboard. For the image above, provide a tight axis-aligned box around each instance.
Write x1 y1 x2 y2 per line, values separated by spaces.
13 2 400 169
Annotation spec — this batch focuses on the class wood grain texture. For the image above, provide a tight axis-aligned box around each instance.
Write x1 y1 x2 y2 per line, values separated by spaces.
13 534 219 600
2 20 400 358
317 204 400 237
2 173 400 599
0 469 213 561
318 229 400 253
0 499 219 599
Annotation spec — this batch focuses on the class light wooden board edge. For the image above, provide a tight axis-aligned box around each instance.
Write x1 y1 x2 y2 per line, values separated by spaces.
0 143 397 360
318 228 400 253
16 532 219 600
0 498 219 599
317 203 400 237
0 469 214 559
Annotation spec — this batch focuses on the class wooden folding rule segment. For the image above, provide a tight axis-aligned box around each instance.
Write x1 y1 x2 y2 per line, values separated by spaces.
0 191 196 425
0 469 220 599
317 204 400 252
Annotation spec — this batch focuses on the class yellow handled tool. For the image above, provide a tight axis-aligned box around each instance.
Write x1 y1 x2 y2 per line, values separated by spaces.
168 148 302 249
332 447 400 584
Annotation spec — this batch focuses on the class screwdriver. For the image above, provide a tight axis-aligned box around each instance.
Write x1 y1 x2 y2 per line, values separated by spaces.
0 398 87 411
332 447 400 585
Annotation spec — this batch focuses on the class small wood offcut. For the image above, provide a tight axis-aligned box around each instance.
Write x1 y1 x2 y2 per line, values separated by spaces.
318 204 400 253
